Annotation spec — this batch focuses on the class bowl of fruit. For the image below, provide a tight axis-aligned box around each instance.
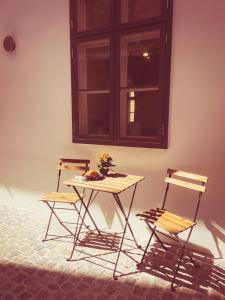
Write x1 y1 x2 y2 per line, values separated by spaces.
85 170 104 181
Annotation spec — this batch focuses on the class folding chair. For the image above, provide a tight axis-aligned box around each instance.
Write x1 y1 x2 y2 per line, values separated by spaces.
136 168 208 290
40 158 100 243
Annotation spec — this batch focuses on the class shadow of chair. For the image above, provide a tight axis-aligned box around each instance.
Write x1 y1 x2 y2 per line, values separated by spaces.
204 217 225 260
138 240 225 296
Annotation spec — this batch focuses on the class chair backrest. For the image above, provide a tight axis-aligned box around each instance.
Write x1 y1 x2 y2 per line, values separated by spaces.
162 168 208 221
56 158 90 192
165 169 208 192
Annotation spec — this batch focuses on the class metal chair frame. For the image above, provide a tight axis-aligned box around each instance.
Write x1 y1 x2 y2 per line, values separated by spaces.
137 168 208 290
41 158 100 243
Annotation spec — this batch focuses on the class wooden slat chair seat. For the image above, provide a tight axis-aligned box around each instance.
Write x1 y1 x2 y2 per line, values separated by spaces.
40 158 90 243
40 192 85 204
136 168 208 291
137 208 196 235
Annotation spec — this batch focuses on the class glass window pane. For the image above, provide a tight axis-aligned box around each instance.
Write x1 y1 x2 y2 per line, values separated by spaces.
77 0 112 32
78 39 110 90
120 90 160 137
79 92 110 136
121 0 163 24
120 30 160 88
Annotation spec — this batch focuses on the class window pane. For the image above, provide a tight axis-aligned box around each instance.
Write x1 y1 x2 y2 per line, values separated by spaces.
120 90 160 137
121 0 162 24
77 0 112 32
120 30 160 88
79 92 110 135
78 39 110 90
119 30 162 139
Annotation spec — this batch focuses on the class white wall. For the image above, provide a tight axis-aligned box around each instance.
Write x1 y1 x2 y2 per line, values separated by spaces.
0 0 225 259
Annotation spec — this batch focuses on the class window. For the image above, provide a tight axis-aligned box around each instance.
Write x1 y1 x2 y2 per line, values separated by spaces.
70 0 173 148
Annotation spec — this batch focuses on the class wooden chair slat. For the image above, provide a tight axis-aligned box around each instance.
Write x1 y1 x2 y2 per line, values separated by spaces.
162 212 195 227
58 165 88 171
167 169 208 183
155 218 185 234
40 192 84 203
60 158 90 164
165 177 206 192
57 158 90 172
154 209 194 226
137 208 196 234
138 209 193 226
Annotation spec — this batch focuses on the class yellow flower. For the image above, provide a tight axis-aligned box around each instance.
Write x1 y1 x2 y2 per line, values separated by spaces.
97 153 115 173
100 153 110 162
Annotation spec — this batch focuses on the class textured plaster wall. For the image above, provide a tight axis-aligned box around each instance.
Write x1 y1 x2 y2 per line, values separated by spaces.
0 0 225 258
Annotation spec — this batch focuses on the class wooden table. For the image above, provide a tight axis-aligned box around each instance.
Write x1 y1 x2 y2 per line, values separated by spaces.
64 173 144 279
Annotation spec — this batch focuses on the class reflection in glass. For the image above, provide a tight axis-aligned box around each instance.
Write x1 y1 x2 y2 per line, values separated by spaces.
120 90 160 137
121 30 160 88
120 30 161 138
77 38 111 136
78 39 110 90
79 92 109 135
121 0 162 24
77 0 112 32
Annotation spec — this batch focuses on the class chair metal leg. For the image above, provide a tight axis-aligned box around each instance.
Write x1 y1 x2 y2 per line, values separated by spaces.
137 222 197 291
146 222 168 251
171 246 186 291
138 220 169 267
137 230 154 267
45 201 75 236
42 200 91 242
173 227 199 266
42 201 56 241
67 190 94 261
170 228 195 291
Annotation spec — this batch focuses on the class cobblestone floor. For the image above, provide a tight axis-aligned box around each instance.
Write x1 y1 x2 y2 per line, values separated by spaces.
0 203 224 300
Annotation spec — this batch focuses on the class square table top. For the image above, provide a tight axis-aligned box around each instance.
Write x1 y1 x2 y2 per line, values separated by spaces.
64 174 144 194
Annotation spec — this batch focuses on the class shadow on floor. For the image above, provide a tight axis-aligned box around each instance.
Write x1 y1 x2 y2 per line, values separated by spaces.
67 230 141 276
78 230 122 251
204 218 225 259
56 230 225 298
137 241 225 296
0 260 223 300
0 202 224 300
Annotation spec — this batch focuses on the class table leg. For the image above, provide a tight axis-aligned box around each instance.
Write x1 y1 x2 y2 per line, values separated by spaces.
73 202 90 231
67 189 101 261
72 186 101 235
112 183 140 279
113 191 140 248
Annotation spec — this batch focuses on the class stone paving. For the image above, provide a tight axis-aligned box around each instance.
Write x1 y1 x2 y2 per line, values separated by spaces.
0 203 224 300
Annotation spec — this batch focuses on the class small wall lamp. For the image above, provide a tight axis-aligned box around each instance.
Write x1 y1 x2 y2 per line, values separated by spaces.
3 36 16 51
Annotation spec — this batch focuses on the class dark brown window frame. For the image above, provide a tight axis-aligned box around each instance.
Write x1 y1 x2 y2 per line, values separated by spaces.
70 0 173 148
